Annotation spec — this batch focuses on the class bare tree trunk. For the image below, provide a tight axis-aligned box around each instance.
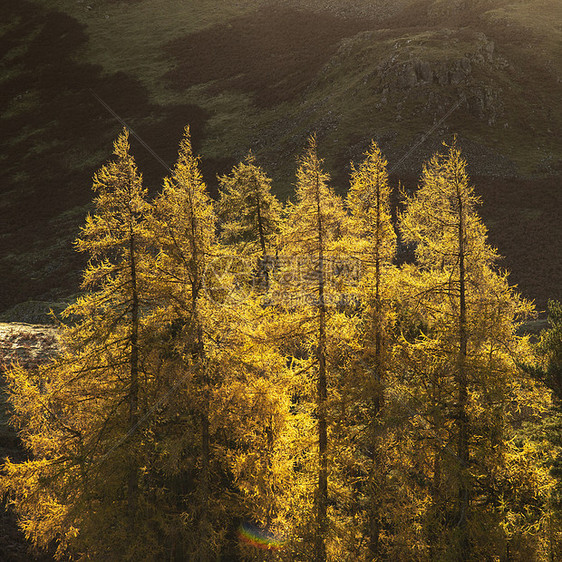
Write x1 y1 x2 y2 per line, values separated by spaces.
456 186 470 561
368 185 384 559
200 403 210 559
255 186 269 289
428 449 442 559
127 226 139 531
315 171 328 562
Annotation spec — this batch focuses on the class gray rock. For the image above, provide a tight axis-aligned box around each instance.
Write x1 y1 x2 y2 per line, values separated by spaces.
449 69 464 85
396 63 417 89
459 57 471 73
414 60 433 82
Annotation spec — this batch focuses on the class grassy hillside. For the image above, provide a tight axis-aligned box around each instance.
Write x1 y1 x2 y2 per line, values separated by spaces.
1 0 560 317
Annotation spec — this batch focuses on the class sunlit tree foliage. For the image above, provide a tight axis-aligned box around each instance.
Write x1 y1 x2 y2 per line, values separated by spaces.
1 132 557 562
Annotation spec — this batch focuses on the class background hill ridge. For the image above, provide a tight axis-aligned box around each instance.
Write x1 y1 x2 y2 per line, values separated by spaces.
0 0 560 317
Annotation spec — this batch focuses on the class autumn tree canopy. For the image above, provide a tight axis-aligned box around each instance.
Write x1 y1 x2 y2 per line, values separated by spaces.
1 131 558 561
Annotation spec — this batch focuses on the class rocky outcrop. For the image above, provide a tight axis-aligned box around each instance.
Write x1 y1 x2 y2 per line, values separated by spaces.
365 31 504 125
378 56 473 89
0 323 59 374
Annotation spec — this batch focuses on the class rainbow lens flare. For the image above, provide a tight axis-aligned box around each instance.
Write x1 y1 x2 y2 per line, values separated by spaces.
238 522 286 551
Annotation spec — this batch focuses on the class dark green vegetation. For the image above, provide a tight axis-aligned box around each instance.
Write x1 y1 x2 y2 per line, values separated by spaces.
1 0 561 317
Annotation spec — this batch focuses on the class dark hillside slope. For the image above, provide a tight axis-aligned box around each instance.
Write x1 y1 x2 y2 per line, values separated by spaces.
0 1 212 315
0 0 560 316
164 7 374 106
